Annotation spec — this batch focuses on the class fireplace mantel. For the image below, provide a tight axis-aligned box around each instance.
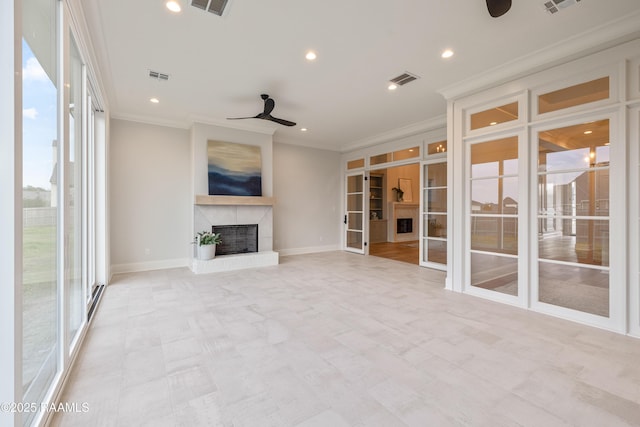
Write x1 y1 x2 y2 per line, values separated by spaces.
195 195 275 206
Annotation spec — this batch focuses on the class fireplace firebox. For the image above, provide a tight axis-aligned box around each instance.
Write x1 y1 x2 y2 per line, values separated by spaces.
212 224 258 256
397 218 413 234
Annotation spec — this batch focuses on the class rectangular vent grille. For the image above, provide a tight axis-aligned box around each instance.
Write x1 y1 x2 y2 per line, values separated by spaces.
390 72 419 86
543 0 581 14
192 0 229 16
149 70 169 81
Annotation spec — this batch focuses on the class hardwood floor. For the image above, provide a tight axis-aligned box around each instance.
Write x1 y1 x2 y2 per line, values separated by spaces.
369 241 419 265
52 251 640 427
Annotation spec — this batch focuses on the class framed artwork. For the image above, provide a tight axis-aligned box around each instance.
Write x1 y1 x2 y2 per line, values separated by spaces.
207 140 262 196
399 178 412 202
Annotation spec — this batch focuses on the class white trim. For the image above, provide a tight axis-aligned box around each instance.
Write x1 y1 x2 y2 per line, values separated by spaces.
341 115 446 153
438 10 640 101
629 107 640 337
110 258 190 275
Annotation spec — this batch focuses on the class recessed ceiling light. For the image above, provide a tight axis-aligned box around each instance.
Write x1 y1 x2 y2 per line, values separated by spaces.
301 128 308 132
305 51 317 61
490 121 498 126
150 98 159 104
388 83 398 91
441 49 454 59
584 130 593 135
166 1 181 12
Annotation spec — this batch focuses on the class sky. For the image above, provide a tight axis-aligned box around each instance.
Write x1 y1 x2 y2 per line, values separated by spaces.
22 39 57 190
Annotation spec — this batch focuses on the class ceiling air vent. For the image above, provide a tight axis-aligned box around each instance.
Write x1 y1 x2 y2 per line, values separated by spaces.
390 72 420 86
543 0 581 14
191 0 229 16
148 70 169 81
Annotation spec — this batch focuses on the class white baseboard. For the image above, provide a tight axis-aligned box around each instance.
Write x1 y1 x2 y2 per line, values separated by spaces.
110 258 189 275
277 244 340 257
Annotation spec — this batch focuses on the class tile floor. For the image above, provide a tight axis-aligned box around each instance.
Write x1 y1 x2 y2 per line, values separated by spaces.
52 251 640 426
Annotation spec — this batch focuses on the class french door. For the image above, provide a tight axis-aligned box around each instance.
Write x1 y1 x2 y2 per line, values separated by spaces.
345 172 366 254
420 160 447 269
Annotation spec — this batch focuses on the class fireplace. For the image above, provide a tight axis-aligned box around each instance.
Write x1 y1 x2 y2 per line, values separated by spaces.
213 224 258 256
397 218 413 234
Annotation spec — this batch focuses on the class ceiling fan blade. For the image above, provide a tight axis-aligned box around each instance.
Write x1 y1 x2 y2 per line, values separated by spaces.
486 0 511 17
262 97 275 116
227 115 260 120
267 116 296 127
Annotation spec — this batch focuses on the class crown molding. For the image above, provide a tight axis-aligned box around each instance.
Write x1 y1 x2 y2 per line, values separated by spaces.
110 112 191 129
438 10 640 101
189 114 277 136
340 115 446 153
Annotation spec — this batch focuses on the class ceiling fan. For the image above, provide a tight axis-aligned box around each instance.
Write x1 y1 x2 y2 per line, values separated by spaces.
486 0 512 17
227 94 297 127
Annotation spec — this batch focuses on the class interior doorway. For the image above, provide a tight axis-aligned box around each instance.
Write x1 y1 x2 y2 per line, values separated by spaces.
368 163 420 265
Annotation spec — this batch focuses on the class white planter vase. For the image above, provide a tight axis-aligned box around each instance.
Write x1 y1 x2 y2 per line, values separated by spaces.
197 244 216 260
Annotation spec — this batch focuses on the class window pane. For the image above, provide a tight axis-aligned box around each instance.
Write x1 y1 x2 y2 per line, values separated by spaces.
471 177 518 213
538 77 609 114
471 218 518 254
471 136 518 178
426 189 446 213
427 140 447 155
471 253 518 296
347 158 364 170
538 120 610 172
346 231 363 249
425 239 447 264
538 219 609 266
347 175 362 193
470 101 518 130
426 162 447 187
22 0 58 420
347 212 362 230
370 152 391 165
347 194 362 211
393 146 419 161
539 262 609 317
425 214 447 238
538 170 609 216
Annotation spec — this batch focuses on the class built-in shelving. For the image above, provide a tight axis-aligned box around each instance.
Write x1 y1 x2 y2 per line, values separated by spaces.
195 195 276 206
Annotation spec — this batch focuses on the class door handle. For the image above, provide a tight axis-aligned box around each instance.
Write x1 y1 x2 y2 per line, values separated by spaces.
344 215 347 225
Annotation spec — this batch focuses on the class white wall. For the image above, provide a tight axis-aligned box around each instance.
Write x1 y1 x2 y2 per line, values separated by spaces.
109 119 191 273
273 142 342 255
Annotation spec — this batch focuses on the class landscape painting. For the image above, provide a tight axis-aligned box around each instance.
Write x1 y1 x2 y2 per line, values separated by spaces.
207 140 262 196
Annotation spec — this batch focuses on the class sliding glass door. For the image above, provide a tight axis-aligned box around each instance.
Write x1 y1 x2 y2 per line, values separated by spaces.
22 1 59 423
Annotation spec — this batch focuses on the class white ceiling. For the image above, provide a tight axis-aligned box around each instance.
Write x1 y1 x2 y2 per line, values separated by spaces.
80 0 640 152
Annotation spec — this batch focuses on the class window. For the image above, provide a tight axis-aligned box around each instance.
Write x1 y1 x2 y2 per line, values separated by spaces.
538 77 609 115
470 101 518 131
347 158 364 170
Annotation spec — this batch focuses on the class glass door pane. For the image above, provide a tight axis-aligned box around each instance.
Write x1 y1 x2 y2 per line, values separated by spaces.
68 34 84 347
345 173 365 253
22 0 59 421
421 161 447 268
469 136 519 296
537 120 610 316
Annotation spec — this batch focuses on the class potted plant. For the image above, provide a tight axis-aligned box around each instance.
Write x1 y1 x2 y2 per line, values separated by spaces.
193 230 222 260
392 186 404 202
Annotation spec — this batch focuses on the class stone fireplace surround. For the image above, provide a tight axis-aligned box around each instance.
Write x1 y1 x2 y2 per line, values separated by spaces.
190 122 278 274
191 201 278 274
